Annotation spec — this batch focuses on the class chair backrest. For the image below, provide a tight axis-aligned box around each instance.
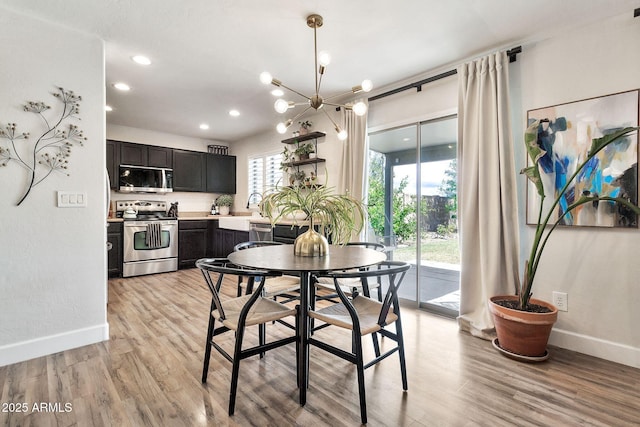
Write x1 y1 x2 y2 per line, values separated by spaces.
319 260 410 326
346 242 385 252
233 241 283 251
196 258 282 320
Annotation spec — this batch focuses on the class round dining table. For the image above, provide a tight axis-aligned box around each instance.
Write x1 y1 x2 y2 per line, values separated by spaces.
228 243 386 406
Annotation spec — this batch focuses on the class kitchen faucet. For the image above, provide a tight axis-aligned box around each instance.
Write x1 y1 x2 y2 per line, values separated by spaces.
246 192 263 209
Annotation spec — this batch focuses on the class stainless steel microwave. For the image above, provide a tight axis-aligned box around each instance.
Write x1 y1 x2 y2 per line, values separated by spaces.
118 165 173 193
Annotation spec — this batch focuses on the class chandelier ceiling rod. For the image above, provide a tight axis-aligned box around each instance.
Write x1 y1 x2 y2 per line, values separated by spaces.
260 13 372 140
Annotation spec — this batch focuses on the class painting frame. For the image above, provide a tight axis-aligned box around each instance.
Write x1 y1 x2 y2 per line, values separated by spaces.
526 89 639 228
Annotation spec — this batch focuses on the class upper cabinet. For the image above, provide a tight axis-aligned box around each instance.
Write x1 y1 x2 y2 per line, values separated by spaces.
106 140 236 194
173 149 206 192
120 141 172 168
206 154 236 194
147 146 173 168
106 140 120 189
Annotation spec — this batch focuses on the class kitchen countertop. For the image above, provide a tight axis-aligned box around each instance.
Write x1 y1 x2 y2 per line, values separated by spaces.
106 213 302 226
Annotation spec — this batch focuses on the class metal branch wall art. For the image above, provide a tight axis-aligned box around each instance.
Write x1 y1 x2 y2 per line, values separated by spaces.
0 87 86 205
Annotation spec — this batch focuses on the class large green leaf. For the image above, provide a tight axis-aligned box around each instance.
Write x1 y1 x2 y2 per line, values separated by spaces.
524 120 546 165
589 127 638 155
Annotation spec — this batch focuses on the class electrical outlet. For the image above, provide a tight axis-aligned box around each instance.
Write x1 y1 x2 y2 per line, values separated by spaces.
552 291 568 312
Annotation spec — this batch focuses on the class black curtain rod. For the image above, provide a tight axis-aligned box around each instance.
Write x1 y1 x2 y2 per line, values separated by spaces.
368 45 521 103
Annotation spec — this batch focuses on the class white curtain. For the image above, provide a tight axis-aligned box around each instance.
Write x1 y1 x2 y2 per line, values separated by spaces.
339 100 368 241
456 51 520 339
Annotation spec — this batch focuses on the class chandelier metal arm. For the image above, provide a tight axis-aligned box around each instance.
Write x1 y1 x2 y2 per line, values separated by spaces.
323 89 361 102
321 108 342 130
278 82 311 101
289 106 314 126
323 101 348 109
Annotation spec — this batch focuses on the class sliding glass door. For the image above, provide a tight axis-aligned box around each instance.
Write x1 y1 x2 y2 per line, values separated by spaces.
367 115 459 316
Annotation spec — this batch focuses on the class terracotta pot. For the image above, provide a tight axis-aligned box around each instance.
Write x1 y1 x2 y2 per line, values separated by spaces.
489 295 558 357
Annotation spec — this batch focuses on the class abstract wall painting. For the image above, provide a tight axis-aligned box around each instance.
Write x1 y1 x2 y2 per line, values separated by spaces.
526 90 639 228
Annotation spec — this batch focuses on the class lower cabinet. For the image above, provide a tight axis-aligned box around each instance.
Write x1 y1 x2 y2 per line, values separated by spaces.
107 222 123 278
178 220 209 269
178 219 249 269
216 228 249 258
273 224 310 244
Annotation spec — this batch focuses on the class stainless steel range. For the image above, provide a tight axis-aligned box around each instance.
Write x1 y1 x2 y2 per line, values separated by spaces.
116 200 178 277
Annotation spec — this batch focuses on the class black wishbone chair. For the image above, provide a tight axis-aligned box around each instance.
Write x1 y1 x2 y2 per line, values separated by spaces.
233 241 301 302
196 258 299 415
314 242 387 303
308 260 410 425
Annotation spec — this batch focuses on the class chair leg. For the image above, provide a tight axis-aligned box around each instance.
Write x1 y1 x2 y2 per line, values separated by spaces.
395 316 408 390
229 326 246 415
202 315 215 383
237 276 243 297
295 305 300 387
371 331 381 357
258 323 266 359
353 331 368 425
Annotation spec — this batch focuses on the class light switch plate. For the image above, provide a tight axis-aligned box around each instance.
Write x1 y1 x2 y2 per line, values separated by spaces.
57 191 87 207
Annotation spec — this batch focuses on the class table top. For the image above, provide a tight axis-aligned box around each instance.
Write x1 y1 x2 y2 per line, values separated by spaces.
228 244 386 273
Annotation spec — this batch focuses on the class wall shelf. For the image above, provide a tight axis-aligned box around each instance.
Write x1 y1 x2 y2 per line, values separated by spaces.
282 158 326 167
281 131 326 145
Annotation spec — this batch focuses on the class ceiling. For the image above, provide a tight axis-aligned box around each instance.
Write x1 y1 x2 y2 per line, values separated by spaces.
2 0 639 143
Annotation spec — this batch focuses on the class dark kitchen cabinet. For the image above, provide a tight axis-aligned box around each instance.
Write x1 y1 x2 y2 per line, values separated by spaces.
120 142 172 168
178 220 209 269
173 150 206 192
120 142 148 166
215 228 249 257
106 140 120 190
107 222 123 277
147 146 173 168
206 154 237 194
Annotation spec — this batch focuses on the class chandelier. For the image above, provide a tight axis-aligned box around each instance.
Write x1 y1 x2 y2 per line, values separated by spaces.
260 14 372 140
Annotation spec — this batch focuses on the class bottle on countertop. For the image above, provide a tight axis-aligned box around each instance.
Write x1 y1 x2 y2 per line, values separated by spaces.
211 203 218 215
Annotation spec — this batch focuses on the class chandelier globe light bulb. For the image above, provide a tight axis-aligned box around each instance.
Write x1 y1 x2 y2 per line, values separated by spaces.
337 129 348 141
274 99 289 114
260 72 273 85
276 122 288 134
352 101 368 116
318 51 331 67
361 79 373 92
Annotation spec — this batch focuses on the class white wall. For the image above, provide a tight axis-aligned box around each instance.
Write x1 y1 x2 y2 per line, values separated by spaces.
0 8 107 366
514 13 640 367
107 124 229 213
232 110 348 214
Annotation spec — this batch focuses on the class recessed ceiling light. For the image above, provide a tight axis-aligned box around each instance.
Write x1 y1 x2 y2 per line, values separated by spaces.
229 110 240 117
199 123 210 130
271 89 284 97
113 82 130 91
105 105 113 112
132 55 151 65
403 137 410 142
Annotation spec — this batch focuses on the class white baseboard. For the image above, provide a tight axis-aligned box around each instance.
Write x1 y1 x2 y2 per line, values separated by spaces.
549 328 639 369
0 323 109 367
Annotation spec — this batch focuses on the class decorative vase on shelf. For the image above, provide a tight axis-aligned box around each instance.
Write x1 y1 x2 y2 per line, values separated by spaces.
293 220 328 257
299 127 309 136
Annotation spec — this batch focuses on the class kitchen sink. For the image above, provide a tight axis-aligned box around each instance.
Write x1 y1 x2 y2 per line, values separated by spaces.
218 216 251 231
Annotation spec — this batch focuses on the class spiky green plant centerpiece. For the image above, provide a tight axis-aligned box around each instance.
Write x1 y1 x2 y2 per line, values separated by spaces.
518 120 640 311
260 177 365 252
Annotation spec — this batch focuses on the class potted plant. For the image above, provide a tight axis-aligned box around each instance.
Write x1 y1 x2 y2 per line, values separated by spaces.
260 176 366 256
489 120 640 359
298 120 313 135
216 194 233 216
294 142 315 160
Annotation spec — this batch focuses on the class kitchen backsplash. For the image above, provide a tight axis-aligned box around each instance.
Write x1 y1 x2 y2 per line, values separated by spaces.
110 190 232 214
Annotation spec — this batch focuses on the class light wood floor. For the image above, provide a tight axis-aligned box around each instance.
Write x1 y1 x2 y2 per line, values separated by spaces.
1 269 639 426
